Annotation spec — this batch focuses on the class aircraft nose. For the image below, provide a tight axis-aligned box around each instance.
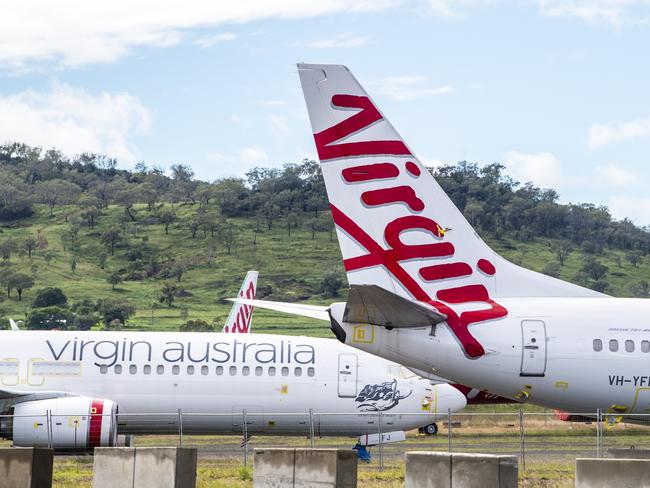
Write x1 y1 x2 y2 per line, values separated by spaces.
431 383 467 415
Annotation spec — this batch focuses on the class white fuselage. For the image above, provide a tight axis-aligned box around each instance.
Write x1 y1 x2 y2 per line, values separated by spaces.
0 331 463 436
334 296 650 417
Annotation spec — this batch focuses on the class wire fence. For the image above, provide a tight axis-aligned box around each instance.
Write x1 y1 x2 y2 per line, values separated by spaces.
4 409 650 470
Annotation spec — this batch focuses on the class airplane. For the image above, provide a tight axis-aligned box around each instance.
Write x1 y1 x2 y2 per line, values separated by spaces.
234 63 650 422
224 271 491 434
0 283 465 451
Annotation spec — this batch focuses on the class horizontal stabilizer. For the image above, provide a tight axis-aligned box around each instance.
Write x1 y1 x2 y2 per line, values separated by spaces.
227 298 330 321
344 285 446 328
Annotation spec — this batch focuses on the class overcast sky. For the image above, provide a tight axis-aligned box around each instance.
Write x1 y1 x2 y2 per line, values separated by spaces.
2 1 650 223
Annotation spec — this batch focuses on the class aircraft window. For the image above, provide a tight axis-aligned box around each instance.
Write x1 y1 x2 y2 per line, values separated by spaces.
255 366 263 376
242 366 250 376
625 340 635 353
187 365 195 375
593 339 602 352
201 365 208 375
307 367 315 377
216 366 223 375
143 365 151 375
100 365 108 374
293 367 301 377
281 367 289 377
129 364 137 374
172 365 180 375
229 366 237 376
157 365 164 375
609 339 619 352
114 364 122 374
643 341 650 353
268 366 276 376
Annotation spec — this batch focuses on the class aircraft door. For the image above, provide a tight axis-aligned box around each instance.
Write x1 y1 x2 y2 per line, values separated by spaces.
520 320 547 377
337 353 358 398
631 388 650 414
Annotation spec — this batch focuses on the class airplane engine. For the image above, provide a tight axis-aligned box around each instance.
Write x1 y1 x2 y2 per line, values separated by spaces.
0 397 117 449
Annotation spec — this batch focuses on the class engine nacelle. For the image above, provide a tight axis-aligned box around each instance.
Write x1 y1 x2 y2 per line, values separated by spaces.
1 397 117 449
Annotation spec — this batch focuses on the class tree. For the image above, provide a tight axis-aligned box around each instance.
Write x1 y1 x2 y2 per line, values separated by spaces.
0 238 17 261
10 273 34 301
626 251 643 268
33 287 67 308
26 306 73 330
172 264 185 283
107 271 123 290
101 227 122 255
187 219 199 239
35 179 81 216
78 194 102 228
542 261 561 278
0 268 16 297
96 298 136 326
220 224 237 255
630 280 650 298
554 243 572 266
43 250 56 266
581 257 608 281
70 256 77 274
170 164 198 204
158 209 176 235
180 319 215 332
321 270 343 298
159 283 178 307
23 235 38 259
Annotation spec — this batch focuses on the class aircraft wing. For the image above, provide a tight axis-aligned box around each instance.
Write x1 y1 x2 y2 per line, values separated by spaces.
344 285 446 328
0 389 76 403
227 298 330 321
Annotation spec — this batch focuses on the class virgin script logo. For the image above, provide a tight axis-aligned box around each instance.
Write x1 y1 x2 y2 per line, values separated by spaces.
314 94 508 358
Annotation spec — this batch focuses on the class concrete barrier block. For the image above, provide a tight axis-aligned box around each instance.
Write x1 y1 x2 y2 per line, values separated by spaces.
452 453 518 488
576 458 650 488
405 451 517 488
253 448 296 488
133 447 197 488
0 448 53 488
93 447 196 488
405 451 451 488
93 448 136 488
294 449 357 488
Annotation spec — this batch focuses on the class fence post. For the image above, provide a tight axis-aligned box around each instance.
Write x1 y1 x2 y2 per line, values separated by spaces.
378 410 384 471
596 408 602 458
46 410 52 449
111 409 118 446
447 408 452 453
177 408 183 447
308 408 315 448
519 408 526 472
242 408 249 466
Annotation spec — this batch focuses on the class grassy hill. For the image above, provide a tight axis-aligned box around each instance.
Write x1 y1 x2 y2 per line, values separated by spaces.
1 200 648 336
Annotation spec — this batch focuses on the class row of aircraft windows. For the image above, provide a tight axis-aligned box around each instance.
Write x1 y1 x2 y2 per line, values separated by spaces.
99 364 316 378
593 339 650 353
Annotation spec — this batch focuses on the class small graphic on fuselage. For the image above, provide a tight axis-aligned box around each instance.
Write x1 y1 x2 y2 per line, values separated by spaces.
355 379 412 411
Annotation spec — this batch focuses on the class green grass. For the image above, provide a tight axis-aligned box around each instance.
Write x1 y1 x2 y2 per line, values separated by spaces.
0 202 647 334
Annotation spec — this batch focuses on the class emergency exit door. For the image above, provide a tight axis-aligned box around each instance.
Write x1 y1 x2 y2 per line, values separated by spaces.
520 320 547 377
337 353 358 398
